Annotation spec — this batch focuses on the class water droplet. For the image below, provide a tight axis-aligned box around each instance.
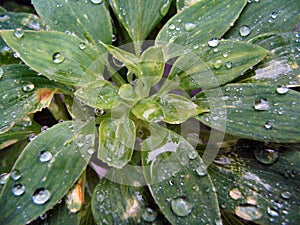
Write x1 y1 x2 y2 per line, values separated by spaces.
13 52 20 58
276 85 289 94
264 121 273 129
267 207 279 217
32 188 51 205
14 28 24 39
29 133 37 141
239 25 251 37
53 19 59 25
160 0 170 16
280 191 292 199
39 151 53 162
142 207 157 222
169 24 176 30
0 67 4 79
270 12 278 19
0 173 9 184
229 188 242 200
41 126 49 132
208 38 219 47
12 183 25 196
112 57 125 67
235 205 262 220
11 170 21 181
254 148 279 165
171 197 192 217
94 108 104 116
0 14 10 22
184 22 196 31
215 218 223 225
112 34 117 42
226 61 232 69
52 52 65 64
254 98 270 111
78 42 86 50
90 0 102 4
213 59 223 69
22 82 35 92
188 150 198 160
195 164 207 176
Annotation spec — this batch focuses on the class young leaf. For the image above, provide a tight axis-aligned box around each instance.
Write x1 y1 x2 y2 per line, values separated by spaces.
155 0 247 60
160 93 204 124
194 83 300 143
225 0 300 41
0 30 105 86
32 0 112 47
0 121 96 225
142 124 221 224
98 118 135 169
75 80 119 109
0 65 71 134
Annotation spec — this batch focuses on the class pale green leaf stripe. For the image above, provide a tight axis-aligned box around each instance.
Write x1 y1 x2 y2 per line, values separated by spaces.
0 121 95 225
0 30 105 86
194 83 300 143
155 0 247 60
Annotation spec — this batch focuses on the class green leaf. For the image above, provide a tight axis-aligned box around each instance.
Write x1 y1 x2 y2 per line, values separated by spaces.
0 30 105 86
132 98 165 123
244 32 300 86
155 0 247 60
142 124 221 224
32 0 112 47
0 6 6 13
0 64 71 134
118 84 139 102
109 0 172 47
0 117 41 150
160 93 204 124
210 140 300 224
75 80 119 109
0 121 96 225
98 118 135 168
225 0 300 41
194 83 300 143
176 0 201 11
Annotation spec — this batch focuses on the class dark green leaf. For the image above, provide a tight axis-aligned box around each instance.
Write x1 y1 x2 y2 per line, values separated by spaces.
225 0 300 41
194 83 300 142
155 0 247 59
142 124 221 225
0 121 96 225
98 117 135 168
0 6 6 13
132 98 165 123
0 64 71 134
32 0 112 47
0 30 105 86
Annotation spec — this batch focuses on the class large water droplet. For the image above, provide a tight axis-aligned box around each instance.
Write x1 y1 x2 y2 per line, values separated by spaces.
142 207 157 222
208 38 219 47
169 24 176 30
229 188 242 200
94 108 104 116
184 22 196 31
264 121 273 129
235 205 262 220
213 59 223 69
270 11 278 19
22 82 35 92
90 0 102 4
195 164 207 176
29 133 37 141
14 28 24 39
160 0 170 16
39 151 53 162
254 148 279 165
12 183 25 196
171 197 192 217
280 191 292 199
276 85 289 94
52 52 65 64
112 34 117 42
0 67 4 79
0 173 9 184
32 188 51 205
239 25 251 37
267 207 279 217
78 42 86 50
254 98 270 111
11 170 21 181
188 150 198 160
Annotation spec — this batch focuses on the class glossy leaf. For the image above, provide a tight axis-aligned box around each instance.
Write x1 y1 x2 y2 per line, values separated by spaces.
0 30 105 86
244 32 300 86
210 140 300 224
194 83 300 143
160 93 204 124
132 98 165 123
0 117 41 150
109 0 172 44
32 0 112 47
0 121 96 225
98 118 135 168
142 124 221 224
225 0 300 41
155 0 247 60
75 80 119 109
0 65 71 134
176 0 201 11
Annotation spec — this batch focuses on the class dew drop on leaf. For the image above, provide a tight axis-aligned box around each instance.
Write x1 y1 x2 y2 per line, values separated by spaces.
0 67 4 79
270 11 278 19
39 151 53 162
264 121 273 129
226 61 232 69
207 38 219 47
112 34 117 42
90 0 102 4
12 183 25 196
195 164 207 176
52 52 65 64
32 188 51 205
10 169 21 181
184 22 196 31
41 126 49 132
142 207 157 222
254 98 270 111
52 19 59 25
188 150 198 160
229 188 242 200
78 42 86 50
13 52 20 58
213 60 223 69
0 14 10 22
171 197 192 217
280 191 292 199
160 0 170 16
276 85 289 94
29 133 37 141
239 25 251 37
254 148 279 165
169 24 176 30
22 82 35 92
14 28 24 39
94 108 104 116
235 205 262 220
267 207 279 217
0 173 9 184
